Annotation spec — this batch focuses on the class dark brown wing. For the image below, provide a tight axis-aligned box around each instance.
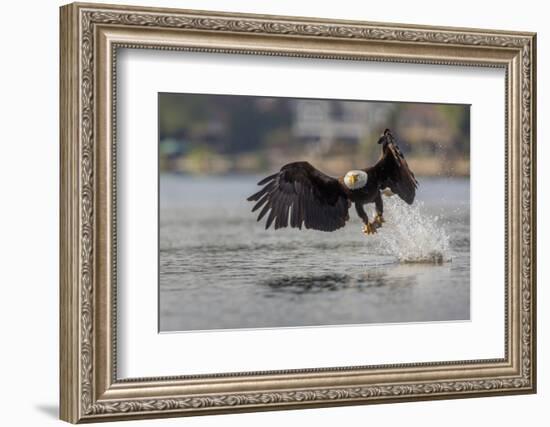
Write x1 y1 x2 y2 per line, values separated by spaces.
369 141 418 204
247 162 351 231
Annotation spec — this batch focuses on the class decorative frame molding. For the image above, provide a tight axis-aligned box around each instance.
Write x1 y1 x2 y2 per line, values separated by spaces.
60 2 536 423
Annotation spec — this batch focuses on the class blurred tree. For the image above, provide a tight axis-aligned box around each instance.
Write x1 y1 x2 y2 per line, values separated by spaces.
158 93 470 177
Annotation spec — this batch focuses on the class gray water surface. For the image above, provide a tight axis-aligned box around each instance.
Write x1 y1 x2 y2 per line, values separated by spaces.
160 175 470 332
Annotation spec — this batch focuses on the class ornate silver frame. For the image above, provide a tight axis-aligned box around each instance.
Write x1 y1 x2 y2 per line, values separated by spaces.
60 2 536 423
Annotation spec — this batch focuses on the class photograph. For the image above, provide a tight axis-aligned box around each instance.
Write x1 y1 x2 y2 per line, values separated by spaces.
158 93 471 332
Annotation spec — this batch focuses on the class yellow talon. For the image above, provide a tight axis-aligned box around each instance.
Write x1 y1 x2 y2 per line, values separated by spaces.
374 214 385 227
362 223 377 235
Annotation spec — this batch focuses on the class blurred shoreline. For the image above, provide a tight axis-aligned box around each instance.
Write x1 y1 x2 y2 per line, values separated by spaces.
160 152 469 178
159 93 470 178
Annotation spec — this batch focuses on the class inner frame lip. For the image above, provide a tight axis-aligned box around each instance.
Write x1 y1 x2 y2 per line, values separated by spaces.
107 40 512 386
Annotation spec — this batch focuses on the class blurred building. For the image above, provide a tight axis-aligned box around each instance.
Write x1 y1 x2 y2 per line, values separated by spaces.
291 100 394 152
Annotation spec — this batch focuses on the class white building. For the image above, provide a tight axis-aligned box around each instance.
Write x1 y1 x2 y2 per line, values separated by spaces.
291 100 394 152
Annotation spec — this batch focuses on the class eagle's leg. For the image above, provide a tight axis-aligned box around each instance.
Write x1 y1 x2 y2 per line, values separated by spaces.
356 203 376 235
373 191 385 228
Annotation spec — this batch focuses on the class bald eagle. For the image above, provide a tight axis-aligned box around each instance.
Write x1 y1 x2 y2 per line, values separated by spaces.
247 129 418 235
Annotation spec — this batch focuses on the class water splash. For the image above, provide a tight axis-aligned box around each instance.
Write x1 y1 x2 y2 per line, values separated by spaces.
375 197 451 264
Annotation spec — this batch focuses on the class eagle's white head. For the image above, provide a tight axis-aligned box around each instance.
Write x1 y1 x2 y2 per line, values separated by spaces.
343 170 368 190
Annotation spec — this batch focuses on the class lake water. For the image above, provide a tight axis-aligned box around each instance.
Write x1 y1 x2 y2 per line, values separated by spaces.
160 174 470 332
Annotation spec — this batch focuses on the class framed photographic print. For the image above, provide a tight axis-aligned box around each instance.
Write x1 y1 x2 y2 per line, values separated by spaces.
59 2 537 423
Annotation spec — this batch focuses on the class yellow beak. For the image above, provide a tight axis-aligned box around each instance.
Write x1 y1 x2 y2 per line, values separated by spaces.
349 174 357 185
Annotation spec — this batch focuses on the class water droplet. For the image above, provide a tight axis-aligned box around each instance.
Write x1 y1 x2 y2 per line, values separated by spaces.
373 198 451 263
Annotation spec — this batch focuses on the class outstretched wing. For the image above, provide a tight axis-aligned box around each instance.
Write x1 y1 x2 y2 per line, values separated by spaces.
369 140 418 204
247 161 351 231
